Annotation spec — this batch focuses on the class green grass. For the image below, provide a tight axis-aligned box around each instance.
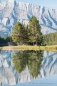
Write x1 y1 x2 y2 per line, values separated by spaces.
1 45 57 52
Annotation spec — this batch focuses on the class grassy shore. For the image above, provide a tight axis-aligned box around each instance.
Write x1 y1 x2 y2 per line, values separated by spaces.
0 45 57 51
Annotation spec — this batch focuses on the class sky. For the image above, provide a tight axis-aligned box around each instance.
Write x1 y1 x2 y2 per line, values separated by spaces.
1 0 57 10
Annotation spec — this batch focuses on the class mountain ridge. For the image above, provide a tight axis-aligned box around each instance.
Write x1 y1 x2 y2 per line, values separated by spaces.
0 0 57 37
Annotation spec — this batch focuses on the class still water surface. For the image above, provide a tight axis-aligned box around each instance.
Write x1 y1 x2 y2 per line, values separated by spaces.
0 50 57 86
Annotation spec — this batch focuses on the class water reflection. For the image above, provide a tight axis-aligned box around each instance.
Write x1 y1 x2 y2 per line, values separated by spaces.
12 51 43 78
0 50 57 85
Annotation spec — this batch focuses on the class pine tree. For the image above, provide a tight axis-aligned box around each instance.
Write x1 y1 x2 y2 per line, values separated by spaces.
12 22 28 45
28 16 42 45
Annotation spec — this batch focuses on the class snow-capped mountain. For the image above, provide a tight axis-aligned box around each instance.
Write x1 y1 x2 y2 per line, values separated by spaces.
0 50 57 85
0 0 57 37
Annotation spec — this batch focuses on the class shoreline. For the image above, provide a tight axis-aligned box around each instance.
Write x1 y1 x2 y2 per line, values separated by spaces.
0 45 57 51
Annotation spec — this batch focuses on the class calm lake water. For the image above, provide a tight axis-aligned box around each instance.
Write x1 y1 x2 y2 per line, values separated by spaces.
0 50 57 86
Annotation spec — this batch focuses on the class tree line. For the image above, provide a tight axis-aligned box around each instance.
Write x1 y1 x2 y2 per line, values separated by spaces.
0 36 12 46
43 32 57 45
1 16 57 46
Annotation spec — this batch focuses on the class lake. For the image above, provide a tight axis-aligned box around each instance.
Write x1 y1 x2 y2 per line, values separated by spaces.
0 50 57 86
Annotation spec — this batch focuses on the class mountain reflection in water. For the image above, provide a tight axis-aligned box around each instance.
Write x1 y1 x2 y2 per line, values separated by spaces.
0 50 57 85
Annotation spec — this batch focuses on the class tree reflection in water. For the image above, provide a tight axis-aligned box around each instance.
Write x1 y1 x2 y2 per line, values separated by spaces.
12 50 43 78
